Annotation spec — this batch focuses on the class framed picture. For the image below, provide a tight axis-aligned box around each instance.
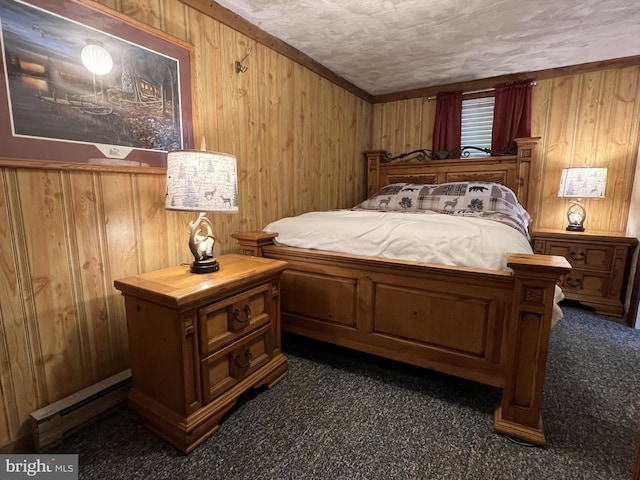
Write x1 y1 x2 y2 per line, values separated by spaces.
0 0 194 168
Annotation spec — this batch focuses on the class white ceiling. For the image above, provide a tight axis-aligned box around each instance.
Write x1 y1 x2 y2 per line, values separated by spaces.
213 0 640 95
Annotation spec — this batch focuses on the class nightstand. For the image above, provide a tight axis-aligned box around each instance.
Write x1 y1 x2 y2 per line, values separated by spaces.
114 254 288 453
531 229 638 318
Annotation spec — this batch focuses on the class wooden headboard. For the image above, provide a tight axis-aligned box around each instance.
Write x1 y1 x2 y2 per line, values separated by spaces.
364 137 540 213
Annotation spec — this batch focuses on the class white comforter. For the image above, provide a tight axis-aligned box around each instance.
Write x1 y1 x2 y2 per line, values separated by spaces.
264 210 534 272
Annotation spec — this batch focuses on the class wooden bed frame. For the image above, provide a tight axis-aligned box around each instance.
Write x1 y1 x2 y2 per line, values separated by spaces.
232 137 570 445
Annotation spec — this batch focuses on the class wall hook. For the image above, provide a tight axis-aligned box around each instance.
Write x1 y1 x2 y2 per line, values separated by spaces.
235 46 251 73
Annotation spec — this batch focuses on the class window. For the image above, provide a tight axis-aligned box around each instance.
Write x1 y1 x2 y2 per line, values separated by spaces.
460 96 495 157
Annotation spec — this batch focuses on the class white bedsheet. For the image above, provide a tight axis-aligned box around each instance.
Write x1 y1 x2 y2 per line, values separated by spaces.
264 210 565 321
265 210 533 271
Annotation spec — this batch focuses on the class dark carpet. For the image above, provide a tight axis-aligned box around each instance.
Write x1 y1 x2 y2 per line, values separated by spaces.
54 305 640 479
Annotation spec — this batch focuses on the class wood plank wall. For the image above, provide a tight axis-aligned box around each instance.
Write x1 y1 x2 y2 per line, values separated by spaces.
0 0 371 451
2 0 639 453
372 67 640 233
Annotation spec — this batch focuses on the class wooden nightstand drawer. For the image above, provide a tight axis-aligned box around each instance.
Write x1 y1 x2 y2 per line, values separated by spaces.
198 284 271 355
200 325 273 404
540 241 613 271
560 269 609 298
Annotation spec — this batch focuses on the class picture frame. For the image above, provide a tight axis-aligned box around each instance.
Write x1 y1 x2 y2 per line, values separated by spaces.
0 0 194 168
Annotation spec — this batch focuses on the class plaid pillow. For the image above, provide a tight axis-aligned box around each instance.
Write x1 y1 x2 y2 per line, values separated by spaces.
353 181 532 237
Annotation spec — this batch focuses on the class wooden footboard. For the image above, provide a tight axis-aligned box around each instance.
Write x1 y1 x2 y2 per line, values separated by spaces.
233 231 570 445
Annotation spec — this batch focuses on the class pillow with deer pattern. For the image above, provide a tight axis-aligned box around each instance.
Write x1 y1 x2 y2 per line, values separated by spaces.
353 183 436 212
352 181 532 237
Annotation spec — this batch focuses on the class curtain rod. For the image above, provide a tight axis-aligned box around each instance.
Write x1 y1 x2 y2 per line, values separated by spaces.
426 81 537 101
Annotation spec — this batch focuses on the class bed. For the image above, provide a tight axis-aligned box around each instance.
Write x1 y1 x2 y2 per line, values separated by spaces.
232 137 570 445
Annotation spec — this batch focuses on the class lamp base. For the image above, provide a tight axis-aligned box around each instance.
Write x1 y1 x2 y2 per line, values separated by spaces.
190 259 220 274
565 201 586 233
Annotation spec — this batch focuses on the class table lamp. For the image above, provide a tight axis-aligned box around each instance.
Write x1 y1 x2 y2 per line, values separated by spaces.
165 149 238 273
558 167 607 232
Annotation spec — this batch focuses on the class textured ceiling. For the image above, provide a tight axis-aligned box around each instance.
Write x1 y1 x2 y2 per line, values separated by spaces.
213 0 640 95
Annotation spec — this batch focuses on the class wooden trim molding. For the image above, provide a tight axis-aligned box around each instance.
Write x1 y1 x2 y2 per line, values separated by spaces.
0 158 166 175
372 55 640 104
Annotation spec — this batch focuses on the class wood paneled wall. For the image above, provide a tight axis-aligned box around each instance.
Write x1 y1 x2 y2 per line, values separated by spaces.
372 66 640 233
0 167 184 450
2 0 639 453
0 0 371 451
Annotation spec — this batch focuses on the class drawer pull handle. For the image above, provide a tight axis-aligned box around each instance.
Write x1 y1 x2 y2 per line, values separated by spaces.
234 350 253 369
565 276 583 289
569 250 585 262
233 305 252 324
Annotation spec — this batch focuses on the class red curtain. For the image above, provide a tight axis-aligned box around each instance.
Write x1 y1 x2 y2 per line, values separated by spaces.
491 79 532 151
432 91 462 158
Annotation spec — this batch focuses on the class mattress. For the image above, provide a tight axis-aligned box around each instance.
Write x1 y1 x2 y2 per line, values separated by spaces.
265 209 533 272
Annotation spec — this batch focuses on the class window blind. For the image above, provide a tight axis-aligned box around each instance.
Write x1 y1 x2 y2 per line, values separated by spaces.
461 96 495 157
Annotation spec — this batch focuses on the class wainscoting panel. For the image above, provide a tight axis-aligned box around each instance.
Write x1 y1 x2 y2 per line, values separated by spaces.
0 168 164 449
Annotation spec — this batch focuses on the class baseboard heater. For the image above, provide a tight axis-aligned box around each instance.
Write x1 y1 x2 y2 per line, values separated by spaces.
30 369 131 452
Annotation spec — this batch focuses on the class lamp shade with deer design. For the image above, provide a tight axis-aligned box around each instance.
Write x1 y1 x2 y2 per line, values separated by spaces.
165 149 238 273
